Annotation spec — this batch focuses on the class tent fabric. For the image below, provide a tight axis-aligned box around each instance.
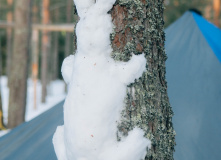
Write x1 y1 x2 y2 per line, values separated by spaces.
0 101 64 160
192 12 221 63
165 11 221 160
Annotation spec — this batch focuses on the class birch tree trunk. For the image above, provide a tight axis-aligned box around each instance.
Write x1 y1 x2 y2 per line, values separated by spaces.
72 0 175 159
8 0 31 128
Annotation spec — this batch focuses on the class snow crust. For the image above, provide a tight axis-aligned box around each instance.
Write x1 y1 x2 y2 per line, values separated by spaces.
53 0 151 159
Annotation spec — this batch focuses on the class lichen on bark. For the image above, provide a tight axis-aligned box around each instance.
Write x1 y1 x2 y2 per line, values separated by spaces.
110 0 175 159
72 0 175 159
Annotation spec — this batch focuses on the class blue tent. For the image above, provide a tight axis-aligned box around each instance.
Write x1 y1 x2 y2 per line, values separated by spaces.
0 101 64 160
165 11 221 160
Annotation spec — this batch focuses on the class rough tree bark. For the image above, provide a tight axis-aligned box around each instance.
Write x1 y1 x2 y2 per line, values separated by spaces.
8 0 31 128
110 1 175 159
72 0 175 159
41 0 50 103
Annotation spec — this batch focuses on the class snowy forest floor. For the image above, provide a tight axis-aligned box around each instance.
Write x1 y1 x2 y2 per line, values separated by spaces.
0 76 66 137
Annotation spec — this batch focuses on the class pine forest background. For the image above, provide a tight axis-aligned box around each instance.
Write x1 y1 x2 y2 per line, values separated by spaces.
0 0 220 77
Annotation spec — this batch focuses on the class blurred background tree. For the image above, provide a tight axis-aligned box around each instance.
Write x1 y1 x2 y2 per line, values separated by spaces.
0 0 219 77
7 0 32 128
0 34 6 130
0 87 4 130
0 0 75 128
0 0 75 77
164 0 221 27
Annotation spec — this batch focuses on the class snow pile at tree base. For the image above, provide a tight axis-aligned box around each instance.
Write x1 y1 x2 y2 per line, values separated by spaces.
53 0 151 159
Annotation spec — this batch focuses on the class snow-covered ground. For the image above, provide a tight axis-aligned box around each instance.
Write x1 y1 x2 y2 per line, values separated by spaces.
0 76 66 137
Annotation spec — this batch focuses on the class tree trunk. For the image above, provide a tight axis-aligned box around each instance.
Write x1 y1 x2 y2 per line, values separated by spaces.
6 0 13 86
52 32 59 80
110 1 175 159
64 0 73 92
8 0 31 128
65 33 71 57
41 0 50 103
0 38 6 130
51 7 59 81
32 30 39 110
65 0 73 57
0 87 5 130
0 84 5 130
213 0 220 27
31 3 39 110
32 4 39 24
71 0 175 159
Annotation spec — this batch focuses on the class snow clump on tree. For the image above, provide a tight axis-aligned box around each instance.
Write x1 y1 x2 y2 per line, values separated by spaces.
53 0 151 159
